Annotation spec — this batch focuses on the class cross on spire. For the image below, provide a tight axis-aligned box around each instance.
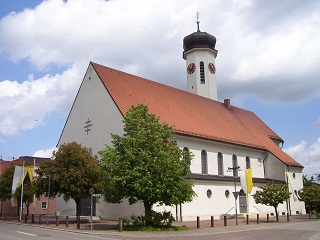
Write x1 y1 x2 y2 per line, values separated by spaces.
196 11 200 32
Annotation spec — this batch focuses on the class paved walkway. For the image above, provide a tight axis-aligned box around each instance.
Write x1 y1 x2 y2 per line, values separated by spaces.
0 214 317 236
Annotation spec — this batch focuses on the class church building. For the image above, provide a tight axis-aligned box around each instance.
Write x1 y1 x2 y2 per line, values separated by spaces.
57 20 305 220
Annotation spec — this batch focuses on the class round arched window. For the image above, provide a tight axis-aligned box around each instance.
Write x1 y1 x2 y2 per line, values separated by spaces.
293 173 296 179
207 189 212 199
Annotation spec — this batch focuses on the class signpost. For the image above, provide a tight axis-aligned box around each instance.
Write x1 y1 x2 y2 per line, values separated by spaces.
89 188 94 230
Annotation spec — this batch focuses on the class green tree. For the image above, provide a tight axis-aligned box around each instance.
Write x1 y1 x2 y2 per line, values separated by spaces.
99 104 195 226
303 175 316 187
253 182 291 222
35 142 102 229
0 163 15 214
300 175 320 219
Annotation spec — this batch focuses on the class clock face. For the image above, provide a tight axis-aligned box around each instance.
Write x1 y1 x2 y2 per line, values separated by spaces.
208 63 216 74
187 63 196 74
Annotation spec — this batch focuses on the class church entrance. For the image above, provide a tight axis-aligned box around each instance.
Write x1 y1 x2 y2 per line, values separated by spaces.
80 197 96 216
239 189 247 213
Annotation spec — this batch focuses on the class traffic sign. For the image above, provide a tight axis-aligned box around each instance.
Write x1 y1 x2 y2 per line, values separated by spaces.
233 191 239 200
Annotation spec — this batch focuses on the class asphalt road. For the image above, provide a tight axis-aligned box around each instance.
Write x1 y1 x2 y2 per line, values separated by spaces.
0 222 116 240
1 220 320 240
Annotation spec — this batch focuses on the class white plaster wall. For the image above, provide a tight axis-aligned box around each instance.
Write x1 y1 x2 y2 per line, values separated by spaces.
286 167 306 214
96 198 144 220
176 135 266 178
264 154 286 181
185 49 218 100
58 63 125 155
57 196 76 216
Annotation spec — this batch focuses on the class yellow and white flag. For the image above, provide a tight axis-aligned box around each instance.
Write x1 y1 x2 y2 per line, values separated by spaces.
11 165 37 206
240 168 253 194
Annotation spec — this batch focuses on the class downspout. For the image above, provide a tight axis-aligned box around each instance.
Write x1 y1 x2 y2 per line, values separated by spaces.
285 165 291 215
262 151 269 177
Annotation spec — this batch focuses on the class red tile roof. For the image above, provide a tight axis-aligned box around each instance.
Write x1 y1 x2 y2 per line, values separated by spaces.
91 62 302 167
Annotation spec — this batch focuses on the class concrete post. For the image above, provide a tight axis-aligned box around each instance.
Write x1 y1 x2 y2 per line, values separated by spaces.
119 218 123 232
197 216 200 228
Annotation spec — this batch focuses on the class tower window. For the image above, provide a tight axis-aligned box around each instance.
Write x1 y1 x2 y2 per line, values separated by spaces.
200 61 205 84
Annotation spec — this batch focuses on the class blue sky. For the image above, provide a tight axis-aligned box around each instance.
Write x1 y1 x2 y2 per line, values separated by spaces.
0 0 319 177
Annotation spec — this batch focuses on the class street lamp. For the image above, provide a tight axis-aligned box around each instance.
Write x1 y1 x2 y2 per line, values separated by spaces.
228 166 240 225
41 174 52 225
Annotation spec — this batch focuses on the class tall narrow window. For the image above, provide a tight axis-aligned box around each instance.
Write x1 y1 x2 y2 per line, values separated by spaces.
200 61 205 84
246 156 251 169
183 147 191 172
201 150 207 174
232 154 238 177
218 152 224 175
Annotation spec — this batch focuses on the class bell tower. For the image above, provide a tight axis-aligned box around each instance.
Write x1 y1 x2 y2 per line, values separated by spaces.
183 14 218 100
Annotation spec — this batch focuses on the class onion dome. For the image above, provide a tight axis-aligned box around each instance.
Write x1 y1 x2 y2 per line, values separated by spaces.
183 20 217 54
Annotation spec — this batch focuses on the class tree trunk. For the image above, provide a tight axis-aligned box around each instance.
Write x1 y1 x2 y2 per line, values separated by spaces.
75 199 81 229
26 204 30 216
144 201 153 226
274 206 279 222
308 203 312 219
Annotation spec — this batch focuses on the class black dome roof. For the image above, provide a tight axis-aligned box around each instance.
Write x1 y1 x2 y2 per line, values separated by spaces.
183 30 217 52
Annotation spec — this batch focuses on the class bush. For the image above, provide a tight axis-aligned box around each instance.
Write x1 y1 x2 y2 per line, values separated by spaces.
127 210 175 227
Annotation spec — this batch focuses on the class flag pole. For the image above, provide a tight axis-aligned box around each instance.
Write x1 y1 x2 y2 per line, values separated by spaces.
19 161 25 221
33 158 36 215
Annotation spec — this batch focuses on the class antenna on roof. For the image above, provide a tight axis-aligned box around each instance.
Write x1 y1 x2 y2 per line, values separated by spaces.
196 11 200 32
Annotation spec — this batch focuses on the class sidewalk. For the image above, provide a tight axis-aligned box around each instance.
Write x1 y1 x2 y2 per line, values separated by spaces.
0 214 317 234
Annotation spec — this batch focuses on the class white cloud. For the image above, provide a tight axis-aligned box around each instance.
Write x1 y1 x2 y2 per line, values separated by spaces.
0 65 80 136
284 139 320 178
33 146 56 158
0 0 320 136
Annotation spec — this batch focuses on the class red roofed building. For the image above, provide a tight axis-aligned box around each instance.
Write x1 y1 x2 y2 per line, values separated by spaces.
0 156 57 217
57 22 305 220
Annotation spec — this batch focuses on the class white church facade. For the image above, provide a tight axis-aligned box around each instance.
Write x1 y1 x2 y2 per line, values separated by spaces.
57 22 305 220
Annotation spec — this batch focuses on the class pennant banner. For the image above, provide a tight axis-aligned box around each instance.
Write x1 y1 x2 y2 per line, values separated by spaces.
11 165 37 206
26 166 35 183
239 168 253 194
246 169 253 194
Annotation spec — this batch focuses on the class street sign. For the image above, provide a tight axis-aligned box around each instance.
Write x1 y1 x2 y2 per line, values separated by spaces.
233 191 239 200
89 188 94 195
